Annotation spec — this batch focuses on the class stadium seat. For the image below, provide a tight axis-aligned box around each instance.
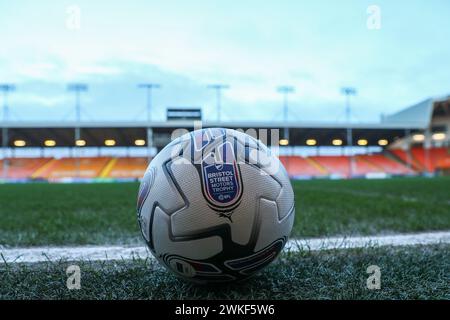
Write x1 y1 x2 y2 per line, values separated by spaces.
390 149 423 171
32 157 111 180
358 154 414 175
1 149 444 180
411 147 450 172
310 156 350 177
105 157 150 179
279 156 327 178
0 158 52 179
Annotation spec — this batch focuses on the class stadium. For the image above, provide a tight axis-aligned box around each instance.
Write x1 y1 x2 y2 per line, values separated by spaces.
1 95 449 181
1 1 449 305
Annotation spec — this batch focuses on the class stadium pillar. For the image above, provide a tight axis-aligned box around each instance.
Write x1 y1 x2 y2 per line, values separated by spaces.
1 127 8 180
75 127 81 177
68 83 88 179
424 127 431 174
341 87 357 179
147 127 153 161
277 86 295 146
347 127 354 178
447 124 450 148
1 84 15 180
405 128 412 171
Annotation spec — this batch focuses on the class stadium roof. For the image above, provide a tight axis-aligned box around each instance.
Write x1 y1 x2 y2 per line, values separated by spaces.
0 122 414 148
383 95 450 129
3 94 449 130
1 96 448 148
1 120 425 129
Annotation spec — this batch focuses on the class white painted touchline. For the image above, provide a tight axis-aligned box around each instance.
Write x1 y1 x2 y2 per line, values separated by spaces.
1 231 449 264
283 231 450 251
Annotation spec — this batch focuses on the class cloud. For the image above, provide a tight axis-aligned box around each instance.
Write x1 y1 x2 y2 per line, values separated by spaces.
1 0 450 122
12 93 69 108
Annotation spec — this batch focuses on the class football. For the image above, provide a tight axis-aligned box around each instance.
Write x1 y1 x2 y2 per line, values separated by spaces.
137 128 295 283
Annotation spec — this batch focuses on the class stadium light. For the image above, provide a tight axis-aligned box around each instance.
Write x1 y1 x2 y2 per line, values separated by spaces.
67 83 88 122
138 83 161 122
68 83 88 178
306 139 317 146
14 140 26 147
332 139 343 146
277 85 295 146
0 84 16 122
412 134 425 142
277 86 295 122
341 87 357 123
44 139 56 147
104 139 116 146
378 139 389 146
207 84 229 122
357 139 368 146
432 133 446 141
134 139 146 146
75 139 86 147
341 87 357 178
279 139 289 146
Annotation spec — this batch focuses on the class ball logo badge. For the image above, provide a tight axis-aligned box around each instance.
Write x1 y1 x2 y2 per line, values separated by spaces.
201 141 243 222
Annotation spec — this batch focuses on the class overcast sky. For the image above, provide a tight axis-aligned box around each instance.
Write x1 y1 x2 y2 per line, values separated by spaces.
1 0 449 123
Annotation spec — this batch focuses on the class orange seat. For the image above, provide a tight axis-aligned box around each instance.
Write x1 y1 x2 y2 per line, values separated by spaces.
310 156 350 177
358 154 413 175
107 157 149 179
279 156 326 177
411 147 449 172
33 157 111 179
0 158 52 179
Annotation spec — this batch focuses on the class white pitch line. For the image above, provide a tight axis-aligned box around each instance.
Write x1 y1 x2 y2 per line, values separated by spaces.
1 231 449 264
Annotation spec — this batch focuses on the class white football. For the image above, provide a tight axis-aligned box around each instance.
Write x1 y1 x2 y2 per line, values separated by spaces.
137 128 295 283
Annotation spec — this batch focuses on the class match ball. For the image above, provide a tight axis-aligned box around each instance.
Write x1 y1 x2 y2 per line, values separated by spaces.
137 128 295 283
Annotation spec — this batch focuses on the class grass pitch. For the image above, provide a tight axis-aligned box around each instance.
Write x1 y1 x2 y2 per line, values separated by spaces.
0 177 449 300
1 244 448 299
0 177 449 247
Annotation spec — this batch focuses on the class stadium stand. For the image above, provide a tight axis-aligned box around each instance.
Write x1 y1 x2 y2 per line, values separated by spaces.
279 156 327 177
436 157 450 172
353 156 384 176
390 149 423 171
104 157 149 179
411 147 450 172
3 149 450 180
357 154 413 175
0 94 447 181
0 158 52 179
390 147 450 172
310 156 350 177
32 157 111 180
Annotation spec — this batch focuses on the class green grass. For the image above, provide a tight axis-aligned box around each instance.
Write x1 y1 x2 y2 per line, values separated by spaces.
0 183 141 246
1 244 448 299
293 177 450 237
0 177 449 246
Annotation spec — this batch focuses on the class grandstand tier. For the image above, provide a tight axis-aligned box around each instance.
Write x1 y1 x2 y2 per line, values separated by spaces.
310 156 350 177
358 154 413 175
105 157 149 179
279 156 327 178
390 148 450 172
4 150 447 180
32 157 111 180
0 158 52 179
410 147 449 172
